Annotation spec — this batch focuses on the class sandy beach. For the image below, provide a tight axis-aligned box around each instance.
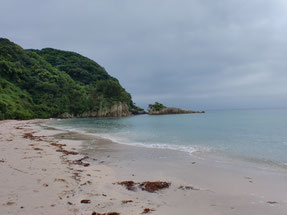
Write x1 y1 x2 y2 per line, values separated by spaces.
1 120 287 215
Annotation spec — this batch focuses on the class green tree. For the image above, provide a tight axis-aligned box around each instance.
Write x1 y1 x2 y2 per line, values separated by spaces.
148 102 166 112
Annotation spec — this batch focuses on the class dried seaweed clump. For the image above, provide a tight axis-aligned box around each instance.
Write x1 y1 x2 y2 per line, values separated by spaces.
117 181 137 191
142 208 155 214
121 200 133 204
139 181 170 193
80 199 91 204
92 212 120 215
73 156 90 167
117 181 170 193
23 133 44 141
56 149 78 155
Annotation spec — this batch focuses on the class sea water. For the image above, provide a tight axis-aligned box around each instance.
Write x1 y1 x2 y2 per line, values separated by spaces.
48 109 287 166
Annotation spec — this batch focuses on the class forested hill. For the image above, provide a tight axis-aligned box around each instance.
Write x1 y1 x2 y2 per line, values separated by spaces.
0 38 141 120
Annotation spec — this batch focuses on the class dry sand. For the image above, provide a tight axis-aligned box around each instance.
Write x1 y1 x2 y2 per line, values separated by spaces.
1 120 287 215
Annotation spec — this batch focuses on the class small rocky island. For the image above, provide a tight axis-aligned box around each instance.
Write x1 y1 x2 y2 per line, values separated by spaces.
148 102 205 115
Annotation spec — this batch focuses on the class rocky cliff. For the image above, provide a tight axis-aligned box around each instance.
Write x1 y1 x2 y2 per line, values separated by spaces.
59 102 132 118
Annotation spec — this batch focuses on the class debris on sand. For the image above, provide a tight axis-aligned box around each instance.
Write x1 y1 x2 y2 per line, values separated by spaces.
139 181 170 193
178 185 200 191
0 159 5 163
23 133 34 139
33 148 43 151
142 208 155 214
50 141 79 157
50 142 67 147
56 149 78 155
54 178 67 183
92 212 120 215
121 200 133 204
6 201 16 206
72 172 81 181
117 181 137 191
267 201 278 204
80 199 91 204
78 156 89 161
73 160 90 166
80 181 92 186
23 133 44 141
117 181 171 193
72 156 90 167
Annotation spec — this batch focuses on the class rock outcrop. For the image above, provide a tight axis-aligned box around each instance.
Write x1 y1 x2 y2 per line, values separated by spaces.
131 109 147 115
59 102 132 118
148 107 204 115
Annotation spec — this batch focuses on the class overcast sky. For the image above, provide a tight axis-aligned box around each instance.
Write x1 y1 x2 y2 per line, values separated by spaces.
1 0 287 110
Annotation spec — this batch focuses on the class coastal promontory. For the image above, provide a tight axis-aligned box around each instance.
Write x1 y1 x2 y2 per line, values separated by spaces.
148 102 204 115
0 38 142 119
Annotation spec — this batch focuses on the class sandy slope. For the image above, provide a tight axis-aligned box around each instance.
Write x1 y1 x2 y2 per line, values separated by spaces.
0 120 133 215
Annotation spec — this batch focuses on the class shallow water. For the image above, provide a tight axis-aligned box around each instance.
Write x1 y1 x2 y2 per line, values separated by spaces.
48 109 287 166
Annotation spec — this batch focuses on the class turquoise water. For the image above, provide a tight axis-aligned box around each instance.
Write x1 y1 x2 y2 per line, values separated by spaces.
49 109 287 166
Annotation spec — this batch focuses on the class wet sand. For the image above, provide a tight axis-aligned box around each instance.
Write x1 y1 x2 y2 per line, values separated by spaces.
1 120 287 215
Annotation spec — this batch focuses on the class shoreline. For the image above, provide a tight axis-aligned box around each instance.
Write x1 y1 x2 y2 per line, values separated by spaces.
1 120 287 215
43 119 287 173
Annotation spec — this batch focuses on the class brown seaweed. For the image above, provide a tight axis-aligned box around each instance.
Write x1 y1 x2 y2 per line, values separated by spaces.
23 133 44 141
50 142 67 147
142 208 155 214
56 149 78 155
117 181 137 191
117 181 170 193
80 199 91 204
92 212 120 215
139 181 170 193
72 156 90 166
121 200 133 204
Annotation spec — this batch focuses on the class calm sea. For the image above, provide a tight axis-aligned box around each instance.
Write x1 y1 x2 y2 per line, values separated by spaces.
48 109 287 166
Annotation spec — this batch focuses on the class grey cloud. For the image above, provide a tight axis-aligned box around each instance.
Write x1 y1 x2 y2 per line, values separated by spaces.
1 0 287 110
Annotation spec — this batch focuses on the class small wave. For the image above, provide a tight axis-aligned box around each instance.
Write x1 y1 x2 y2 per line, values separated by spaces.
43 123 207 155
98 133 199 154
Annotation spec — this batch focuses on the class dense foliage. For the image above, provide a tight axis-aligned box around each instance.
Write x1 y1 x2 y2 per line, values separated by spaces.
0 38 137 120
148 102 166 112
